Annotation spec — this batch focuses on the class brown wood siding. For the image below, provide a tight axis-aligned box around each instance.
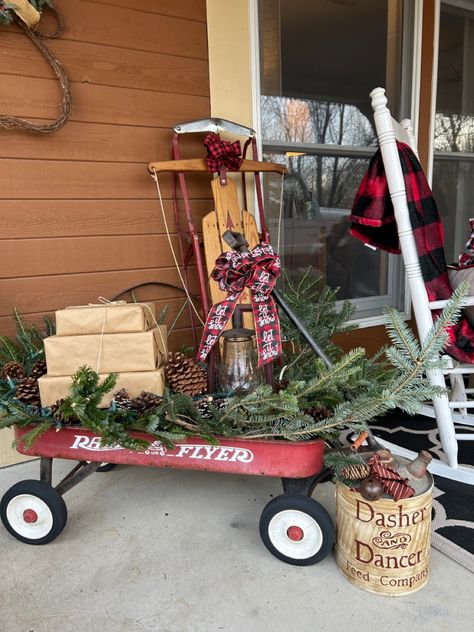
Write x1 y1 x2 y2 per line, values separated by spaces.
0 0 210 348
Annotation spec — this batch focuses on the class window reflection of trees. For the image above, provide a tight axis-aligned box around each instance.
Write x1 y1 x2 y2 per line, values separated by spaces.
261 96 386 300
434 113 474 153
261 96 374 215
261 95 376 145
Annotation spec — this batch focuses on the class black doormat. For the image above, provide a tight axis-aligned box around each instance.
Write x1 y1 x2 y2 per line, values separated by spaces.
370 411 474 573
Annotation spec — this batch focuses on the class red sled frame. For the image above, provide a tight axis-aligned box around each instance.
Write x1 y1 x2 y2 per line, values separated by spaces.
148 118 286 391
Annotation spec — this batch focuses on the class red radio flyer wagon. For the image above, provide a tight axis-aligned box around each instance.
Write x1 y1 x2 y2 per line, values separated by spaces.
1 426 334 566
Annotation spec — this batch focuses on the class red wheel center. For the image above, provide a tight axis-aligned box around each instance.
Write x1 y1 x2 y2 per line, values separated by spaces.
287 525 304 541
22 509 38 524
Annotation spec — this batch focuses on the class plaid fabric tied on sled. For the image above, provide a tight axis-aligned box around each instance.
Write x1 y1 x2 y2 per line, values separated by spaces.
197 242 282 366
349 140 474 364
203 132 243 173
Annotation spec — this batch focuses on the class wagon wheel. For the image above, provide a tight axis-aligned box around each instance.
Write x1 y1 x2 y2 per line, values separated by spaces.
259 493 334 565
0 480 68 545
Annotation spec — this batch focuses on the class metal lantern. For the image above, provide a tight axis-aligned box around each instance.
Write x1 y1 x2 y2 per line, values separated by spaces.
218 328 262 394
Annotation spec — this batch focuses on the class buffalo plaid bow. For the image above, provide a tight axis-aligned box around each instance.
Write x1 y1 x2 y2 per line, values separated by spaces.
197 242 282 367
349 140 474 364
203 133 243 173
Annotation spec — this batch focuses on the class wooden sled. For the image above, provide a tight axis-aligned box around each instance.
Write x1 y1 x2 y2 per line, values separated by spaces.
148 118 286 359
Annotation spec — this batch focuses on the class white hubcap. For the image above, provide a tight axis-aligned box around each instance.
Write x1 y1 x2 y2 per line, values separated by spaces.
268 509 323 559
6 494 54 539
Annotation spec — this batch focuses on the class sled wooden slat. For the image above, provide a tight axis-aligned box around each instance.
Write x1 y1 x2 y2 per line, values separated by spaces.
148 158 286 174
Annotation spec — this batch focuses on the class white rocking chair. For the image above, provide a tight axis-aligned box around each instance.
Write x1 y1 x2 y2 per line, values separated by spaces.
370 87 474 485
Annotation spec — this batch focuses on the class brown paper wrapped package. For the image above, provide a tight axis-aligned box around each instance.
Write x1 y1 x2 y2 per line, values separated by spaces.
44 327 167 376
55 303 156 336
38 369 165 408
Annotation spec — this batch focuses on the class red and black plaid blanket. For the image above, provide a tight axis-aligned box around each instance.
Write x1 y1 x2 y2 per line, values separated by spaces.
349 140 474 364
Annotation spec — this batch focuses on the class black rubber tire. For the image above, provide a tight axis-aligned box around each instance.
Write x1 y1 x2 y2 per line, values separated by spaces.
96 463 117 472
259 493 334 566
0 479 68 545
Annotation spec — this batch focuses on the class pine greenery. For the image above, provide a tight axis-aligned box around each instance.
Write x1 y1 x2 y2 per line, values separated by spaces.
0 308 54 373
214 280 464 442
278 269 357 382
0 280 465 452
323 450 367 484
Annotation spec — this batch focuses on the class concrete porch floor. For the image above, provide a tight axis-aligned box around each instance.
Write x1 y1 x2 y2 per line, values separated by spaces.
0 458 472 632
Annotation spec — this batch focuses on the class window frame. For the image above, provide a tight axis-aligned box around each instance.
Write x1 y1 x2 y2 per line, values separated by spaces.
429 0 474 266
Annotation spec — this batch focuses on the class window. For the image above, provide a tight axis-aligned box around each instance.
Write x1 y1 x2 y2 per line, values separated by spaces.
258 0 415 320
432 1 474 264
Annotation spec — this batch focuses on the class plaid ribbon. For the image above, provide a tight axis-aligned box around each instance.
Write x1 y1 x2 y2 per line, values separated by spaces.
197 242 282 367
203 133 243 173
367 454 415 501
349 141 474 364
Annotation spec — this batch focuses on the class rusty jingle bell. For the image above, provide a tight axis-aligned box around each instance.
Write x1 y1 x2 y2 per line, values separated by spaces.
359 476 384 502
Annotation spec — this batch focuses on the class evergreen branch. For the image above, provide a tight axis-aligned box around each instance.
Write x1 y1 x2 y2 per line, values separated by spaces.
297 348 366 399
384 307 420 362
323 450 366 483
168 300 188 334
156 304 169 325
384 346 415 371
43 314 56 337
15 421 52 449
0 336 22 364
0 283 465 451
420 283 465 354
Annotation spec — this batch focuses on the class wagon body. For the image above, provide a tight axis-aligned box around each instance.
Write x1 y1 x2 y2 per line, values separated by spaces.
14 426 325 479
2 425 334 565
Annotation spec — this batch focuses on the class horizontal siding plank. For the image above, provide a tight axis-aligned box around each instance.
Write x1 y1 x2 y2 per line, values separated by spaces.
0 33 209 96
0 160 211 199
83 0 206 22
0 295 195 334
0 314 199 351
333 324 391 358
0 122 207 164
0 199 213 239
0 76 209 128
0 0 210 349
56 0 208 59
168 327 198 351
0 267 202 318
0 235 203 278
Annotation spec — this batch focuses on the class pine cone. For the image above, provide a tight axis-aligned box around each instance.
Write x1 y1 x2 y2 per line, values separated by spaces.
166 352 207 397
274 379 289 393
196 396 228 419
30 359 47 379
305 405 332 421
1 361 26 380
15 376 41 406
341 463 371 481
131 391 163 413
50 398 75 425
112 388 134 410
